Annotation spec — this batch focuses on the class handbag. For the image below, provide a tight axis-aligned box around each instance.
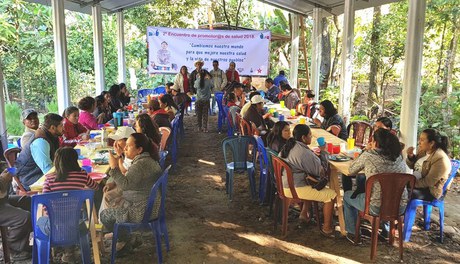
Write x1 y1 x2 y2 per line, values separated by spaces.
306 175 328 191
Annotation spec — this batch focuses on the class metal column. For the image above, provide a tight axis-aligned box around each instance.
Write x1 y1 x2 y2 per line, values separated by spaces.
289 14 299 87
311 8 322 101
92 4 105 94
117 11 126 83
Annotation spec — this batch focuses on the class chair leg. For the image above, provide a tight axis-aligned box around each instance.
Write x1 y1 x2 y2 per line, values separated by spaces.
273 197 279 232
35 239 50 264
314 202 321 230
110 224 119 264
247 168 257 200
152 222 163 264
439 203 445 243
398 216 404 261
354 215 361 244
403 202 417 242
281 199 290 237
370 217 380 261
423 205 432 231
389 220 395 245
79 233 92 264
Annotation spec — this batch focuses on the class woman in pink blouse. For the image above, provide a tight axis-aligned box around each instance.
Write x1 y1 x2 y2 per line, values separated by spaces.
78 96 99 130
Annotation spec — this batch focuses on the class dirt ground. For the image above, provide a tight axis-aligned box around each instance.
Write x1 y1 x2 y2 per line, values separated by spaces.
113 115 460 264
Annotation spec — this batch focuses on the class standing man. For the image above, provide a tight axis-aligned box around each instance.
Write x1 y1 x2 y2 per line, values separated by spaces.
189 59 210 95
20 109 39 147
210 60 227 115
265 78 280 103
15 113 64 190
273 70 288 87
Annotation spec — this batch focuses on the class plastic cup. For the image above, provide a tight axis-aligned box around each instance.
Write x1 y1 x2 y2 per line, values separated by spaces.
353 152 360 159
317 137 326 147
290 109 296 117
82 158 92 167
327 143 333 154
7 167 17 175
333 145 341 154
340 142 347 152
299 117 306 124
279 114 285 121
347 138 355 150
280 101 285 108
89 133 98 139
82 166 92 173
273 111 279 118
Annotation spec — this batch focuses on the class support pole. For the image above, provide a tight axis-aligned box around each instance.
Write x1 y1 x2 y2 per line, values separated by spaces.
311 7 322 101
400 0 426 149
93 4 105 94
339 0 355 125
51 0 70 115
0 62 8 152
116 11 126 83
289 14 300 87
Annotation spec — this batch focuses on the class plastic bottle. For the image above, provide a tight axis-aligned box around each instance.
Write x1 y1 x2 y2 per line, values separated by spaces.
101 127 107 148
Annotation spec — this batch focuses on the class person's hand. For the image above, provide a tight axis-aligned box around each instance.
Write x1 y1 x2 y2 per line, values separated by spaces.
407 146 415 158
263 113 272 119
108 151 119 169
103 182 116 193
79 133 89 141
318 144 326 152
97 113 106 124
113 141 124 156
313 118 322 126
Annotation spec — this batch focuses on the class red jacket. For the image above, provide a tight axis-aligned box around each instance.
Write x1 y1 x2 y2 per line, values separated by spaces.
60 118 88 147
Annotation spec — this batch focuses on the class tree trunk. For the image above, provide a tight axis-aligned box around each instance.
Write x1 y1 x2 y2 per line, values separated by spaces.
368 6 381 111
436 21 447 83
235 0 243 28
443 15 459 95
330 15 341 87
221 0 231 28
320 17 331 89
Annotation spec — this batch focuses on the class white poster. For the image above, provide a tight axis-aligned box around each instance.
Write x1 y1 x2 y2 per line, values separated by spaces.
147 27 271 76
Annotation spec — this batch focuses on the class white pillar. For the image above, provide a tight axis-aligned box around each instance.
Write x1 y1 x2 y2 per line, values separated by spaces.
311 8 322 101
116 11 126 83
400 0 426 149
51 0 70 115
289 14 299 87
0 64 8 151
92 4 105 94
339 0 355 125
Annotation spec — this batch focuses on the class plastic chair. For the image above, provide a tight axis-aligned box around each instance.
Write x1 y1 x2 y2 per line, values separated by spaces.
159 150 168 171
159 127 171 151
1 226 11 263
169 114 180 167
215 92 226 133
4 147 21 168
354 173 415 261
254 136 269 204
328 125 341 137
347 121 373 148
271 155 320 237
111 165 171 264
265 148 278 216
225 107 237 136
17 138 21 148
222 136 257 201
403 159 460 243
153 86 166 95
240 118 253 136
31 190 95 264
138 89 155 102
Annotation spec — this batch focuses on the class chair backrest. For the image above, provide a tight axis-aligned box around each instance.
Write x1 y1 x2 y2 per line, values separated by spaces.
222 136 257 171
347 121 373 147
329 125 341 137
153 86 166 95
266 148 279 188
4 147 21 168
31 190 95 246
235 113 242 134
215 92 225 113
442 159 460 197
159 150 168 171
240 118 253 136
138 89 155 102
159 127 171 151
170 114 180 136
255 136 268 173
143 165 171 223
363 173 415 220
271 155 299 200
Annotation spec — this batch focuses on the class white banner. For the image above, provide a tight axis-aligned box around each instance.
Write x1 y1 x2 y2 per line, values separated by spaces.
146 27 271 76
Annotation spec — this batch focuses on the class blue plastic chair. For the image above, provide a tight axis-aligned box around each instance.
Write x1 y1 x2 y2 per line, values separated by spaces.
159 150 168 171
215 92 226 133
16 138 21 148
31 190 95 264
189 96 196 111
153 86 166 95
111 165 171 264
403 159 460 243
255 136 269 204
169 114 181 167
223 106 234 137
222 136 257 201
138 88 155 103
257 90 266 99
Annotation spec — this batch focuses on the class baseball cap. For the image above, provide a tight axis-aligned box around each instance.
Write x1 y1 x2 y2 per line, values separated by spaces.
251 95 264 105
108 126 135 141
22 109 37 120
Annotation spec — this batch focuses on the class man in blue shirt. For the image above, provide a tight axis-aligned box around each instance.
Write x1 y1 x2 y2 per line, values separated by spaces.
265 78 280 103
15 113 64 190
273 70 289 87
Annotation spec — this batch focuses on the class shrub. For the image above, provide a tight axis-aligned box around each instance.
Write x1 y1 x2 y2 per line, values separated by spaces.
45 101 58 114
5 102 24 136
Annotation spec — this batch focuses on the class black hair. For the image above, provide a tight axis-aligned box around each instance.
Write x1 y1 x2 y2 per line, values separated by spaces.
279 70 285 75
43 113 64 129
233 83 243 89
159 94 179 110
198 70 206 89
130 133 159 161
249 91 261 100
135 113 161 145
63 106 79 118
265 78 273 84
78 96 96 112
306 90 315 98
109 84 121 97
267 121 290 152
165 82 174 88
280 124 310 158
280 83 292 91
95 95 105 107
213 60 218 64
161 41 168 45
373 128 401 161
422 128 449 154
100 91 109 97
149 99 161 111
54 147 81 181
119 83 126 90
376 117 393 130
227 92 236 102
279 80 287 86
320 100 338 119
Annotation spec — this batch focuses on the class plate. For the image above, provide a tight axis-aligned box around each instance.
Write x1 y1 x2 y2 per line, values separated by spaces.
328 155 351 162
88 172 106 181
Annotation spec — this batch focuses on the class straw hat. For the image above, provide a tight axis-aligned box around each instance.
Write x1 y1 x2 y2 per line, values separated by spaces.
251 95 264 105
194 59 204 66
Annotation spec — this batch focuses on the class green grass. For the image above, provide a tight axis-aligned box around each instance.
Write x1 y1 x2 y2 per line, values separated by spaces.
5 102 24 136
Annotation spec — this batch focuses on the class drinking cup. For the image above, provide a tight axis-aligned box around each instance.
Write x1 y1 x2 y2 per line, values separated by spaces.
299 117 306 124
82 166 92 173
290 109 296 117
75 148 81 157
279 114 285 121
347 138 355 150
82 158 92 167
273 111 279 118
327 143 333 154
333 145 341 154
340 142 347 152
280 101 285 108
317 137 326 147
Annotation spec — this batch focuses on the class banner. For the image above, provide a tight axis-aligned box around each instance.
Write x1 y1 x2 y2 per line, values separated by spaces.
146 27 271 76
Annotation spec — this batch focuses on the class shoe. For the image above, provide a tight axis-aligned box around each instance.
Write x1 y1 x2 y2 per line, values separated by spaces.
11 251 32 261
345 233 362 245
320 229 335 238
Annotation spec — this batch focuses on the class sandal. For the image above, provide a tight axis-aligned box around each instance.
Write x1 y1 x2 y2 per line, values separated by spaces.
320 229 335 238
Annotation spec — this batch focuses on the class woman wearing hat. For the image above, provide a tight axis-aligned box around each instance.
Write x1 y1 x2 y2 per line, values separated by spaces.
243 94 273 139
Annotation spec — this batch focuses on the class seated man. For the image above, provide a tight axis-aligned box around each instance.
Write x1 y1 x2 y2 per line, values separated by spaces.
240 91 260 117
15 113 64 190
280 83 300 110
0 170 32 261
20 109 39 147
265 78 280 103
243 95 273 138
171 85 191 112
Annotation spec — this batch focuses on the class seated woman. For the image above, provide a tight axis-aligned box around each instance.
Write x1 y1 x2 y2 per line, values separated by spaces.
297 90 318 119
313 100 348 140
135 114 161 158
406 128 451 201
279 124 337 237
78 96 99 130
243 95 272 137
93 95 110 124
101 133 163 253
343 128 407 243
267 121 290 153
60 106 88 147
108 84 124 113
159 94 179 121
148 100 171 129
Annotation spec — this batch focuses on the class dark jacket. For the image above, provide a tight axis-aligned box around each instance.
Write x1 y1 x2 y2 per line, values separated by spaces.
321 114 348 140
243 105 267 133
266 85 280 103
150 110 171 129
